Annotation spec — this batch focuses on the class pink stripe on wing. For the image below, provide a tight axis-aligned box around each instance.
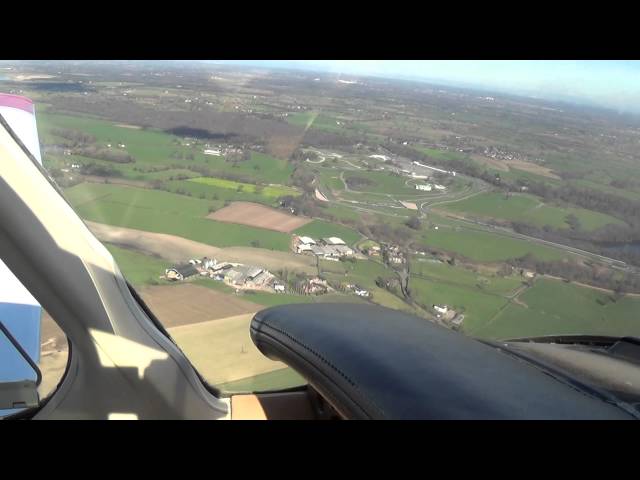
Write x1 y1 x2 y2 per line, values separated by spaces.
0 93 35 114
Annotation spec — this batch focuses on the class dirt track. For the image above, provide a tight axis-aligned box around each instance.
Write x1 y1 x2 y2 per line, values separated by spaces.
88 221 222 263
207 201 311 233
86 221 317 273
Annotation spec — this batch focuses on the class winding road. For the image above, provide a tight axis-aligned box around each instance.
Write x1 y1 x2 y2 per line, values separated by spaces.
315 164 635 272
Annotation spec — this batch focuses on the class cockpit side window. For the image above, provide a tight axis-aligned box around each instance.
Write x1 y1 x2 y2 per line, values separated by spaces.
0 272 68 419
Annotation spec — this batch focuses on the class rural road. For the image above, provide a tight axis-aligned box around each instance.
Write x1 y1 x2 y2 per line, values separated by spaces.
316 163 633 273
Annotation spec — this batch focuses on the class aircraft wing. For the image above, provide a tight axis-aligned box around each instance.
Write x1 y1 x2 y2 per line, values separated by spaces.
0 94 43 413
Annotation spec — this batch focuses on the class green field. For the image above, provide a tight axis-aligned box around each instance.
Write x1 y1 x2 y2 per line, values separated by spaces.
218 367 306 393
321 203 363 222
320 258 389 289
357 239 380 250
411 257 522 296
499 167 563 187
468 278 640 339
210 151 294 185
409 275 510 327
286 111 343 132
165 180 275 205
343 170 414 195
415 146 467 162
39 113 295 184
65 183 292 251
293 220 361 245
143 168 201 181
39 113 185 167
317 168 346 192
187 176 299 198
422 225 568 262
65 181 213 215
237 291 316 307
105 244 170 286
318 259 423 314
442 192 624 230
571 179 640 202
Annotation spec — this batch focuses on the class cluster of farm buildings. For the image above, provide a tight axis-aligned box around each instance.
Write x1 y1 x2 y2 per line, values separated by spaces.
165 257 285 293
293 235 354 260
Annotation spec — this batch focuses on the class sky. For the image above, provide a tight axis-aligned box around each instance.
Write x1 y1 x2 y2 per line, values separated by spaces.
209 60 640 114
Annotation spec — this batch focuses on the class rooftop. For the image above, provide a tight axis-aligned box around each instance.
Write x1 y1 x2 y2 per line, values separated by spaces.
298 236 316 245
323 237 346 245
171 264 199 277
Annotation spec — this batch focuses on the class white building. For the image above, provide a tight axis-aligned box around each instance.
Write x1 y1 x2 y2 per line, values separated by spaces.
415 184 432 191
433 305 448 315
434 184 446 191
296 236 317 254
298 236 316 245
202 258 216 270
411 172 430 180
354 287 369 297
297 244 313 253
322 237 346 246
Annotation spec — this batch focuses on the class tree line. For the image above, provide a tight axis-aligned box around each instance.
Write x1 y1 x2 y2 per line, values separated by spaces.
508 254 640 294
51 128 96 145
74 145 135 164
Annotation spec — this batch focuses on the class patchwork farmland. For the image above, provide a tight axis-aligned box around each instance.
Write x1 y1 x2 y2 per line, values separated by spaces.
19 60 640 398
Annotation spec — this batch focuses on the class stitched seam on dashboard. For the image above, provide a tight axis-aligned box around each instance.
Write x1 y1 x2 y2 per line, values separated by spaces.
255 319 386 418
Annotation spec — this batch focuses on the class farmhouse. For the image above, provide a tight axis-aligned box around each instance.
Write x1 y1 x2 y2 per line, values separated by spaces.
347 284 370 297
310 245 330 257
218 263 280 291
367 245 381 256
310 244 353 259
297 243 313 253
294 235 317 253
202 257 215 270
382 244 405 264
165 264 199 281
226 265 264 286
521 269 536 279
211 262 232 273
300 277 330 295
332 245 354 256
450 315 464 328
203 149 221 156
433 305 457 321
298 236 316 245
433 305 448 315
294 235 353 258
355 287 369 297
